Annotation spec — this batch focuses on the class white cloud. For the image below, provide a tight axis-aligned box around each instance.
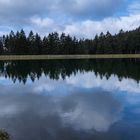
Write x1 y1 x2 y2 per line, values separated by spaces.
28 14 140 38
30 17 54 28
0 0 130 38
30 17 63 36
63 14 140 38
0 0 139 38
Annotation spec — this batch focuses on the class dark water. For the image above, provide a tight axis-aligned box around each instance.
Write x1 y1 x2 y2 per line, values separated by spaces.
0 59 140 140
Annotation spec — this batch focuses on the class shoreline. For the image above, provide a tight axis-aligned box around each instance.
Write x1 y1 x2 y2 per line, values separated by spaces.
0 54 139 60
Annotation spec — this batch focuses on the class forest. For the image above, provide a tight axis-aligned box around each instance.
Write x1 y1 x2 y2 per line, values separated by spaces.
0 27 140 55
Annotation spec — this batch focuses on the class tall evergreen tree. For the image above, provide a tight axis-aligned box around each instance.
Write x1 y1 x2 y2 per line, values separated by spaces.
0 27 140 55
0 38 3 54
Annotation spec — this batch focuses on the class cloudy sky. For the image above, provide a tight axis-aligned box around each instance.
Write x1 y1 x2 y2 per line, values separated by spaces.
0 0 140 38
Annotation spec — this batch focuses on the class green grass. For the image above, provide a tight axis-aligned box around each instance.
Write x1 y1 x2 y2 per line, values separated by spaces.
0 54 139 60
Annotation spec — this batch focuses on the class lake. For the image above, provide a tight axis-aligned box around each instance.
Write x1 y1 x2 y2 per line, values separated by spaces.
0 59 140 140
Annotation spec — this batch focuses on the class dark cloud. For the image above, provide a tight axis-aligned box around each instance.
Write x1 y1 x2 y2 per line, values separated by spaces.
0 0 138 38
56 0 124 19
0 0 50 25
0 0 124 25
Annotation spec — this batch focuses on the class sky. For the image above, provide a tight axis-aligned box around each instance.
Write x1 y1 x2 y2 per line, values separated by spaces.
0 0 140 38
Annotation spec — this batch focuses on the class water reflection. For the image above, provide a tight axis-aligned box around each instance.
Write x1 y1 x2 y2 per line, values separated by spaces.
0 59 140 140
60 92 122 132
0 90 123 140
1 72 140 95
0 59 140 83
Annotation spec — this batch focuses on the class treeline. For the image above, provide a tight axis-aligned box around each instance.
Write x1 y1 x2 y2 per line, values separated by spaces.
1 59 140 83
0 27 140 54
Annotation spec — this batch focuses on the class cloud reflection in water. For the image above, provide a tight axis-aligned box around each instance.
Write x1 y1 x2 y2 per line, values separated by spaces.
0 70 140 140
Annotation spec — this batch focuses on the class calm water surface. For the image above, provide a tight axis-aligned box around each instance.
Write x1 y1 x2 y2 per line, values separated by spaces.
0 59 140 140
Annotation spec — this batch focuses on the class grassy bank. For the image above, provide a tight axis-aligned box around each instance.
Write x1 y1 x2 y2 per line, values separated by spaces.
0 54 140 60
0 130 9 140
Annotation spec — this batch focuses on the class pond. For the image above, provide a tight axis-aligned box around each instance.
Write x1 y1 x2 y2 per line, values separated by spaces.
0 59 140 140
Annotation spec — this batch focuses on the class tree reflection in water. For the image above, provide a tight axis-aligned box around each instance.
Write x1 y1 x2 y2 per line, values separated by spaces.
0 59 140 84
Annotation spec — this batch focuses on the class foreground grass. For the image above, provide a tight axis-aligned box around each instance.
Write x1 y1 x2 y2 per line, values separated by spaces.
0 130 10 140
0 54 140 60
